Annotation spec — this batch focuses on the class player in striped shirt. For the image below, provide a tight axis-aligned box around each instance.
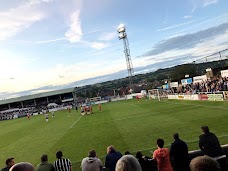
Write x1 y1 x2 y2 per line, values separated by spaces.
53 151 73 171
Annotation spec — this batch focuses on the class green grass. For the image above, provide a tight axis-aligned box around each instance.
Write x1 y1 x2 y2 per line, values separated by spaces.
0 99 228 170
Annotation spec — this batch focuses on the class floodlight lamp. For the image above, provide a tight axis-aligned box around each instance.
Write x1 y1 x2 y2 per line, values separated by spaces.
117 24 126 33
118 32 126 39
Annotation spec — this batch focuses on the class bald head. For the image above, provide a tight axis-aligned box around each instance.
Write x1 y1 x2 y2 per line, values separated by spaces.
116 155 142 171
9 162 35 171
190 156 220 171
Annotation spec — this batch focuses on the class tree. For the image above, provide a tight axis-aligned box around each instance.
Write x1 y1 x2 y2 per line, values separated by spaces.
170 64 197 81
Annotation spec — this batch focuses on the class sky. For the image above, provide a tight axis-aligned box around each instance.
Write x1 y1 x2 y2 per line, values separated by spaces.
0 0 228 99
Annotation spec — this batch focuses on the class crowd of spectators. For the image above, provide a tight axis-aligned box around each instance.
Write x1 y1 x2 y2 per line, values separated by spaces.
0 102 77 121
170 76 228 94
1 126 227 171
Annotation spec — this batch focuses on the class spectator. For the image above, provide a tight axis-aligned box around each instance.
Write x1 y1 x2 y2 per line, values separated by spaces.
9 162 35 171
199 126 224 157
153 139 173 171
53 151 73 171
189 156 220 171
124 151 131 155
1 158 15 171
135 151 156 171
36 155 54 171
199 126 226 170
105 145 122 171
115 155 142 171
81 149 102 171
170 133 190 171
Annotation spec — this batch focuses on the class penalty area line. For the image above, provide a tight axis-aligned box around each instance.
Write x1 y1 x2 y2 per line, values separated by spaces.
69 116 82 129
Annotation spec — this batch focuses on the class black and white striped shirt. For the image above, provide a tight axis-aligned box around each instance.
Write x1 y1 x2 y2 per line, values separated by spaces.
54 158 72 171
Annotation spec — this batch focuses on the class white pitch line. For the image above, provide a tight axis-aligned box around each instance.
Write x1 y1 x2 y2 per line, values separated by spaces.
69 116 82 129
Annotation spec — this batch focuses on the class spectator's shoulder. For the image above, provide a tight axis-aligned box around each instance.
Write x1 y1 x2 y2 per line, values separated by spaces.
117 151 122 156
210 132 216 136
48 162 53 166
1 167 8 171
36 163 41 167
165 148 170 151
81 157 87 162
170 141 176 146
97 158 103 165
199 134 204 139
105 153 110 158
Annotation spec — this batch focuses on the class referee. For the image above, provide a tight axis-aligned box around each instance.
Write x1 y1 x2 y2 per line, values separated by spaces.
53 151 73 171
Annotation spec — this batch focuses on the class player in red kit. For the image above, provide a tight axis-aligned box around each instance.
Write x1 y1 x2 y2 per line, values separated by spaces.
68 107 71 113
136 96 139 102
27 113 30 120
98 104 102 112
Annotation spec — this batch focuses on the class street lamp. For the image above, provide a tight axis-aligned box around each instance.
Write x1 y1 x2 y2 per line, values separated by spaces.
117 24 134 93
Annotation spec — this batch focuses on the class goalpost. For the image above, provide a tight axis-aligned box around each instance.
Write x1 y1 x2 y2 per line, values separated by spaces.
148 89 169 101
148 89 161 101
89 96 101 104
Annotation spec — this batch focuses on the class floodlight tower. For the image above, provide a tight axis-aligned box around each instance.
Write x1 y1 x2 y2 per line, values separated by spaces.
117 24 134 92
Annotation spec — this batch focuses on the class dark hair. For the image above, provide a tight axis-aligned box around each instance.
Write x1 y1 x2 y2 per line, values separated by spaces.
173 133 179 140
56 151 63 159
124 151 131 155
201 126 209 133
135 151 143 159
157 139 164 148
88 150 96 157
6 158 14 165
41 155 48 162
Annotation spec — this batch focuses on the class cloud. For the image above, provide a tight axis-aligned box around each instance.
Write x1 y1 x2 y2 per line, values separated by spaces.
29 0 53 5
190 0 218 14
183 15 193 19
36 37 66 44
158 20 195 31
0 49 38 74
98 32 116 41
1 28 228 99
90 42 110 49
137 27 228 73
65 10 83 43
203 0 218 6
0 2 47 40
143 22 228 56
0 53 120 94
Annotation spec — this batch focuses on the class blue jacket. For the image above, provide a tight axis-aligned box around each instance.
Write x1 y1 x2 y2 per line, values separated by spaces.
105 150 122 171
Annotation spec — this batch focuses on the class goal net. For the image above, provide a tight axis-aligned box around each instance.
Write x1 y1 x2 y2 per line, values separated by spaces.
148 89 168 101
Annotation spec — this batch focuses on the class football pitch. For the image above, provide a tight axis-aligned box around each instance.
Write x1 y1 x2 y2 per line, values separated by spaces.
0 99 228 170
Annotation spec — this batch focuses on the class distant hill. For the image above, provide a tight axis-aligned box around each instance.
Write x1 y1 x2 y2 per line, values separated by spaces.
74 59 228 97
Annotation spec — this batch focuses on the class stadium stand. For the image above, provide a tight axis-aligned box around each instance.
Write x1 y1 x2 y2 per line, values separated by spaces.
169 76 228 94
0 88 78 120
179 76 228 94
